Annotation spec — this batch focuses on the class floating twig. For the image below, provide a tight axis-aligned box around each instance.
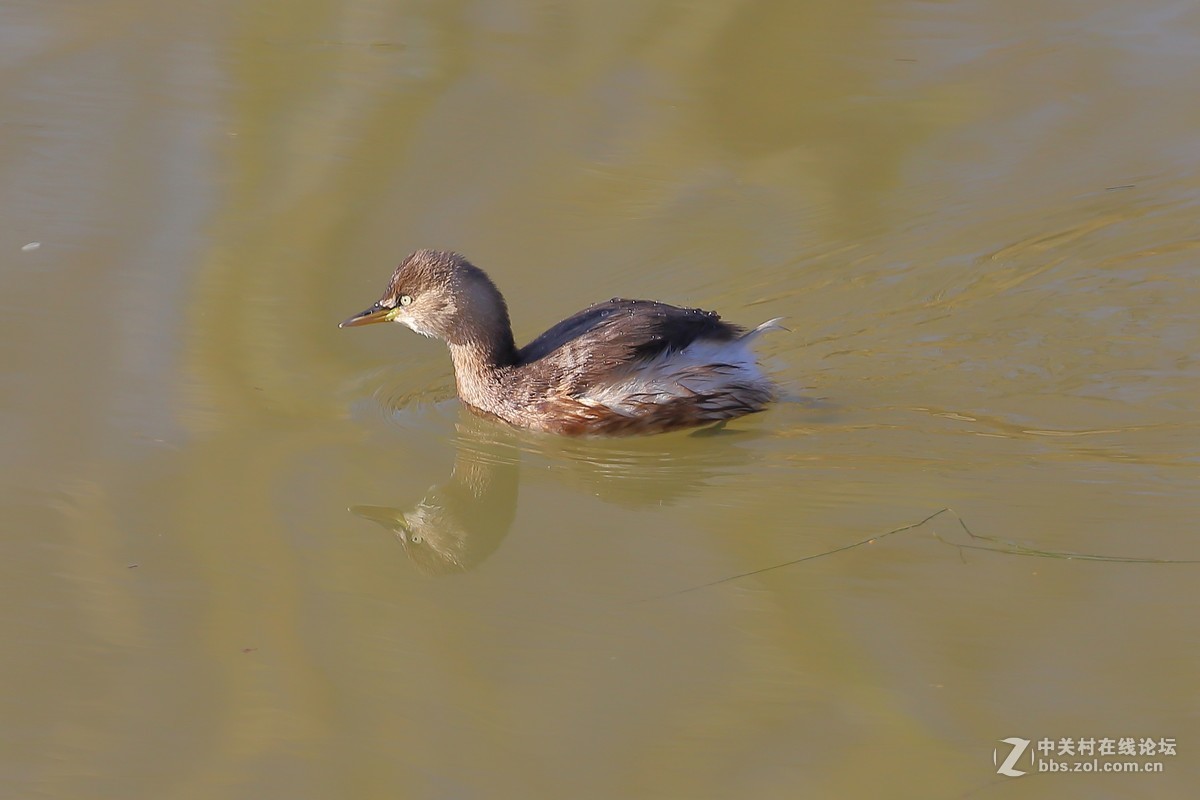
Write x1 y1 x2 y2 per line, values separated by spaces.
653 508 1198 600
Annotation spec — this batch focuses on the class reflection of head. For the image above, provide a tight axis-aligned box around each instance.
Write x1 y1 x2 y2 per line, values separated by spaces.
351 429 519 575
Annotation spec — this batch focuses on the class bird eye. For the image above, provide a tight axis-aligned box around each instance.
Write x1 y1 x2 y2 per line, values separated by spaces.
399 295 413 306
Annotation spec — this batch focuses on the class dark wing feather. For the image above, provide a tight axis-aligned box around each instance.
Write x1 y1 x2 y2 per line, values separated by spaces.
518 299 740 364
513 299 744 398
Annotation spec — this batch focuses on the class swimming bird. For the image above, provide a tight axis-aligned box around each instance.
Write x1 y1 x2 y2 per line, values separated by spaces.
340 250 782 435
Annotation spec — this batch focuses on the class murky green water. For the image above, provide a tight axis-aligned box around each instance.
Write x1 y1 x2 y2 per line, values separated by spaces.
3 1 1198 797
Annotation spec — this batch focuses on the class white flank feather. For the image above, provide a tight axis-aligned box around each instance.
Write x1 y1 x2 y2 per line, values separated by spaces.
577 318 783 415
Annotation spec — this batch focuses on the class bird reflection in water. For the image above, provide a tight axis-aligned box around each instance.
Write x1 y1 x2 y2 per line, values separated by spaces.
349 412 764 574
351 429 519 575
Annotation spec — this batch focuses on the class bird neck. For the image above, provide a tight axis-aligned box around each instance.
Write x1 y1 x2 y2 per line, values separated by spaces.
447 324 518 410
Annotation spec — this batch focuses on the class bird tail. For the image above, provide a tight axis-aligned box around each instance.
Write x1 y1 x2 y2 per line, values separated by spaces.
739 317 788 343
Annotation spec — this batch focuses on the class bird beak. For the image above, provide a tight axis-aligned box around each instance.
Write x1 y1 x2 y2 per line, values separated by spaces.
339 304 396 328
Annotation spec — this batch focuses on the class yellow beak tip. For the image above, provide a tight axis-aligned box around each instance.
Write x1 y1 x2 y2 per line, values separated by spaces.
339 306 393 328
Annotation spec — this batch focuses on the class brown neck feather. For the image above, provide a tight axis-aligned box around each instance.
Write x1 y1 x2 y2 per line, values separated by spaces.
447 324 518 411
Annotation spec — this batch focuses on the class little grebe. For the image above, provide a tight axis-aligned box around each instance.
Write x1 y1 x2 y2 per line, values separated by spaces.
340 250 782 435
